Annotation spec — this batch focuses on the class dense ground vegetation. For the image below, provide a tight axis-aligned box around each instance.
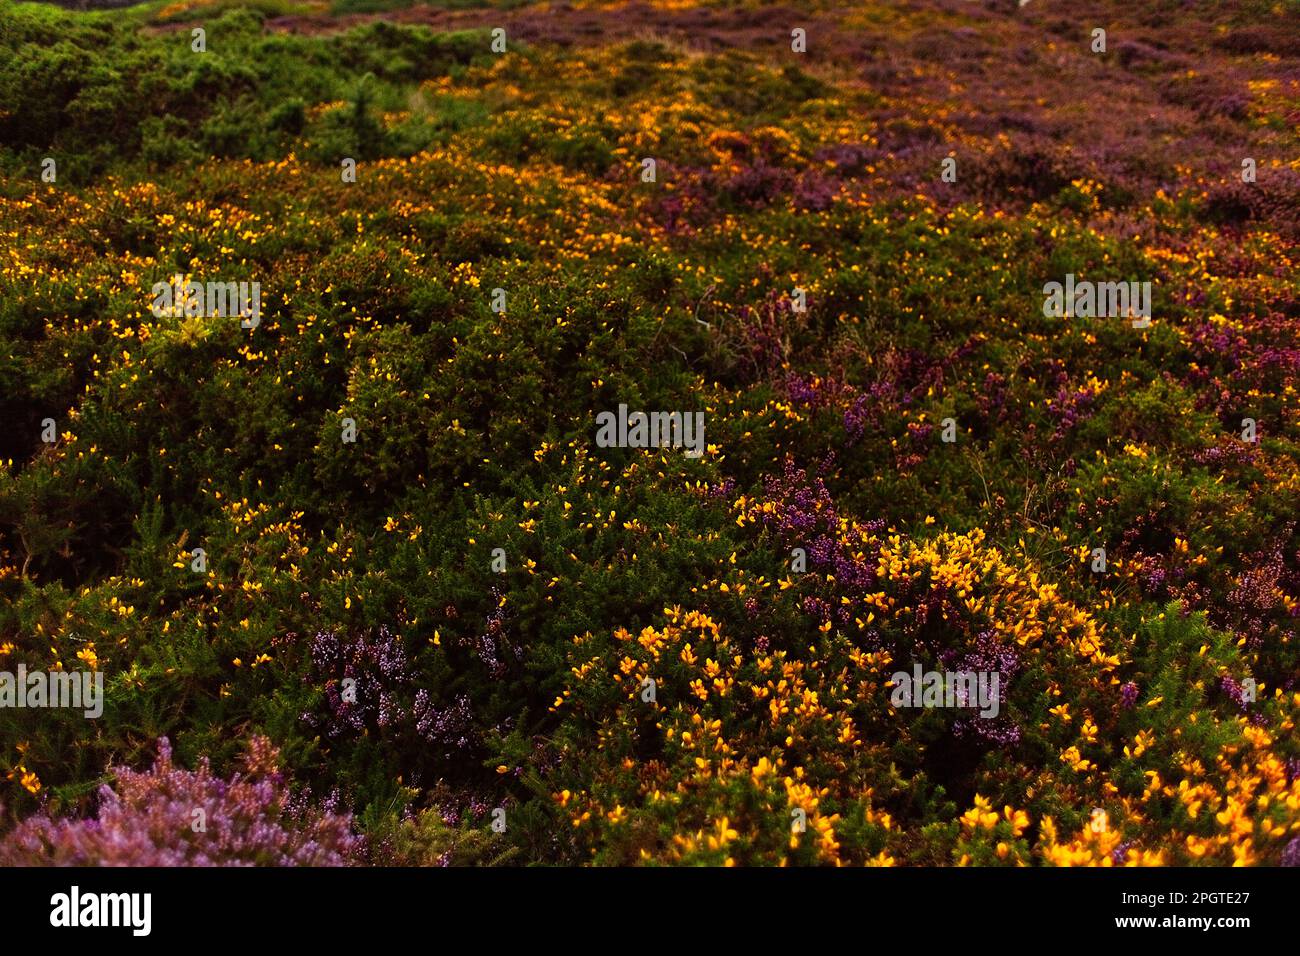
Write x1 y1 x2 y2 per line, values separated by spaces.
1 0 1299 865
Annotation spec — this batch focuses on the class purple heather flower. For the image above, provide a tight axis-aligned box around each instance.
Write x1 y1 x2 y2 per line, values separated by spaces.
1282 837 1300 867
1120 682 1139 709
414 691 474 756
0 738 361 866
302 624 482 760
1219 675 1250 710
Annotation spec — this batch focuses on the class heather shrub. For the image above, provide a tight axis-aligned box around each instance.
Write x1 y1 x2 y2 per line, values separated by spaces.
0 737 361 866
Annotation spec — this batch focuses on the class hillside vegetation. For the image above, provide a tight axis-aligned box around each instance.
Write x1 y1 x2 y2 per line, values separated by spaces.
1 0 1299 865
